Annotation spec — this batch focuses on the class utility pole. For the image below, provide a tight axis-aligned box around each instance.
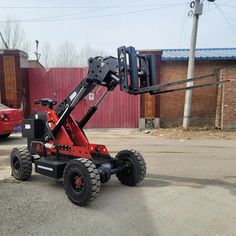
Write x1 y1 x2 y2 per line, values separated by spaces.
34 40 41 65
0 32 8 104
183 0 215 130
183 0 203 130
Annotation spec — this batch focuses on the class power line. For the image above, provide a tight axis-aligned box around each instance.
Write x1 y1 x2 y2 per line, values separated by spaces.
0 3 185 24
218 0 235 7
0 0 183 9
21 3 178 22
0 3 183 9
178 1 191 47
214 3 236 34
0 6 103 9
220 4 236 8
0 0 140 23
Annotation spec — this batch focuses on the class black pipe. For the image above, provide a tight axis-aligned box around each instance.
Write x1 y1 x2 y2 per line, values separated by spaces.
110 167 123 175
46 121 59 157
78 106 98 129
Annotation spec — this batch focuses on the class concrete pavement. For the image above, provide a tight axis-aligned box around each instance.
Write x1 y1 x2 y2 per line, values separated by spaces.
0 130 236 236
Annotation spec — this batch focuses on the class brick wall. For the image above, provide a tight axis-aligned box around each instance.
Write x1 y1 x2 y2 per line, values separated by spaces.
159 60 236 127
218 68 236 130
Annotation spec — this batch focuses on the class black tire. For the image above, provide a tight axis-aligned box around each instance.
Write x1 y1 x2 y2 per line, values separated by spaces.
0 133 11 139
10 147 32 181
115 149 146 186
63 158 101 206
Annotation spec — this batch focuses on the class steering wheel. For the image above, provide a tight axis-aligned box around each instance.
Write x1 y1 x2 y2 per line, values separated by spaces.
34 98 57 109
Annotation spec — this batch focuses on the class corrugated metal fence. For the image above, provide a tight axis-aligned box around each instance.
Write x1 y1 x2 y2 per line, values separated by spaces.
28 68 140 128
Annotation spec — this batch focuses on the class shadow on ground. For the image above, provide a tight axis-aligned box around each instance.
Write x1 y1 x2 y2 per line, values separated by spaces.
0 134 25 145
0 174 160 235
144 173 236 195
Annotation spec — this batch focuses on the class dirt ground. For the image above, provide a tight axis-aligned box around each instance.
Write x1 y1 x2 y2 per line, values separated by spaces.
0 129 236 236
149 127 236 139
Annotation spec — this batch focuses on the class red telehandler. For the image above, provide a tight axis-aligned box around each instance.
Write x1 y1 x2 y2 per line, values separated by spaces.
10 46 226 206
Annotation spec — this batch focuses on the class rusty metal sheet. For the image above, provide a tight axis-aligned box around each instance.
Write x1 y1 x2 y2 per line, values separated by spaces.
144 93 155 118
28 68 140 128
3 56 16 102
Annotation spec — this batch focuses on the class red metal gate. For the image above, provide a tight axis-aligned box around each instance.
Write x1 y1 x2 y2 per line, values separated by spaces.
28 68 140 128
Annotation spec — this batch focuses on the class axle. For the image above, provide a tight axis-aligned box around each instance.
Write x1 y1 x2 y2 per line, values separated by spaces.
97 162 125 183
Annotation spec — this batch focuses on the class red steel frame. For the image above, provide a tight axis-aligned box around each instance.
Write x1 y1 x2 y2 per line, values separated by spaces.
44 109 110 159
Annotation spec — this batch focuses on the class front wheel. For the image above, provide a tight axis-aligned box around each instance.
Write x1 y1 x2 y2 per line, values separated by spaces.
115 149 146 186
10 147 32 180
63 158 101 206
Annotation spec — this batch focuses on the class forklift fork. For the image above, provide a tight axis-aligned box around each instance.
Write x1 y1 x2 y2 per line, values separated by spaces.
117 46 228 95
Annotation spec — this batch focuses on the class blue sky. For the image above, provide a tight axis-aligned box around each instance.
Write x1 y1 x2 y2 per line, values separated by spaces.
0 0 235 59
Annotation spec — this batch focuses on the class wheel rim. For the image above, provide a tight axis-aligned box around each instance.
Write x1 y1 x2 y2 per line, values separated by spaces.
70 171 85 194
121 158 134 174
12 155 21 175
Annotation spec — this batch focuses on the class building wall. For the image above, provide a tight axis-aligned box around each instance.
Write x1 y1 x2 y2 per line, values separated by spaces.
0 50 29 111
25 60 236 129
139 50 162 129
218 68 236 130
159 60 236 127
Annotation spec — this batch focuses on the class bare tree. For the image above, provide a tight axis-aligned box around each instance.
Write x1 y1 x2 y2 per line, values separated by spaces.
40 42 108 68
0 16 31 53
21 41 31 54
41 42 53 67
54 41 79 67
78 45 108 67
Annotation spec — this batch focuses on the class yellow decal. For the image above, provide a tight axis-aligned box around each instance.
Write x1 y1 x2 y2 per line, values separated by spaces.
119 52 124 60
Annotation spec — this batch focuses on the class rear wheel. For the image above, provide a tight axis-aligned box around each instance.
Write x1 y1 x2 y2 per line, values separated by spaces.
10 147 32 180
63 158 101 206
115 149 146 186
